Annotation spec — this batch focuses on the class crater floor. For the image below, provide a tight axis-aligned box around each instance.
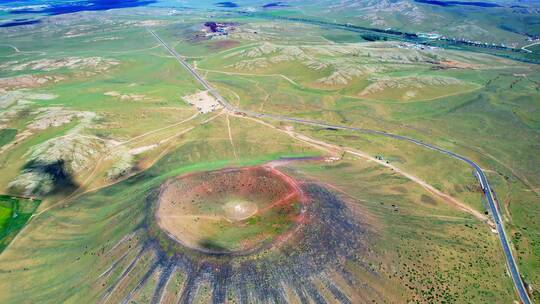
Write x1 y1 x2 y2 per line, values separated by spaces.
156 166 306 254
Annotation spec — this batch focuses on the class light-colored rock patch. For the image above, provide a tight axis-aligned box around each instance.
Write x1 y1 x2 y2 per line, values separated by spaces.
28 107 96 130
0 90 57 128
226 43 328 71
106 152 134 181
6 102 105 195
360 76 463 96
0 90 56 109
9 133 109 195
1 57 119 72
28 133 107 173
317 65 382 86
9 171 55 196
104 91 148 102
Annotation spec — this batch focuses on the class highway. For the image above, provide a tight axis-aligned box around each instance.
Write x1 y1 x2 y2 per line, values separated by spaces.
148 29 532 304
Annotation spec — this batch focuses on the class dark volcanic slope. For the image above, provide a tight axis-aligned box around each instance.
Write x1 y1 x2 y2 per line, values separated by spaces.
99 183 375 304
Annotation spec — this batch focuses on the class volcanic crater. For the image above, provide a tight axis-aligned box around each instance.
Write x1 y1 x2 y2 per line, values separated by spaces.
156 166 306 254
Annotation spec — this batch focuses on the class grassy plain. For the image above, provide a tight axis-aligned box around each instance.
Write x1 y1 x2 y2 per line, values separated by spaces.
291 158 515 303
192 20 540 296
0 129 16 148
0 6 538 303
0 114 320 302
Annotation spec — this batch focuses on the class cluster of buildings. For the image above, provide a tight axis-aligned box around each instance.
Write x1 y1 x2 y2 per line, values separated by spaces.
202 21 237 37
417 31 515 49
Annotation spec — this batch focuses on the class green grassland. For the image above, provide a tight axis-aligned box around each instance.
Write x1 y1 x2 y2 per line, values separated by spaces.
0 121 79 190
0 117 515 302
0 110 321 303
191 19 540 296
0 16 210 196
291 158 515 302
525 44 540 54
201 206 295 252
263 1 540 48
0 129 16 148
0 6 538 303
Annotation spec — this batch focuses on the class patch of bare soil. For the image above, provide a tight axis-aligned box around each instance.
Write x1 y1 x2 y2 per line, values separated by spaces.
438 60 481 69
223 200 258 222
182 90 222 113
209 40 240 51
0 74 64 90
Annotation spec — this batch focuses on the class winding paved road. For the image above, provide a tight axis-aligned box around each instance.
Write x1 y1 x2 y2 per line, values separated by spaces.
148 29 532 304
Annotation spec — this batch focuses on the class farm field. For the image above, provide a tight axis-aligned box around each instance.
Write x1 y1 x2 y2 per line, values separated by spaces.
0 1 539 303
0 195 40 253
